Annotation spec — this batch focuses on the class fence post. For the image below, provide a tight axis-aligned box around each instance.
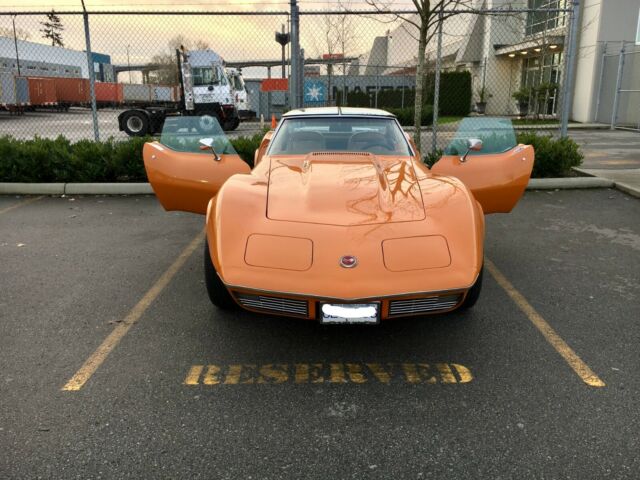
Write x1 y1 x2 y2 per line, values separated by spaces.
610 43 626 130
559 0 580 138
593 41 606 122
81 2 100 141
289 0 300 109
431 8 443 154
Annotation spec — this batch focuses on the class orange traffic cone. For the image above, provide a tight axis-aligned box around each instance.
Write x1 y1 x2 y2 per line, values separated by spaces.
271 114 277 129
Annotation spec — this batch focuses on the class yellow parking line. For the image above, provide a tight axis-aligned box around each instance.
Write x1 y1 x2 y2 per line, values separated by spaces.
62 229 205 392
0 196 43 215
486 258 605 388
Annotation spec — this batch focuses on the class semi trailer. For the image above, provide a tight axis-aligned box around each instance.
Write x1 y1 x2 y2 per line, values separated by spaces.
117 48 240 137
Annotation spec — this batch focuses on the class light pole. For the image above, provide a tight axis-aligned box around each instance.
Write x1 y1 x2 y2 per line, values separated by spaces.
275 24 290 79
12 15 21 76
126 44 132 83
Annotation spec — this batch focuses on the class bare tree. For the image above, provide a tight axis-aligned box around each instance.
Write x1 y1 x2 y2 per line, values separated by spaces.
363 0 473 152
314 10 358 105
148 36 211 85
0 26 31 41
40 10 64 47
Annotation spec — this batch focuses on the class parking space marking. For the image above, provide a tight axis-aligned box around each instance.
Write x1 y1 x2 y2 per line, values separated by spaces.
0 196 43 215
62 229 205 392
184 363 474 385
486 258 605 388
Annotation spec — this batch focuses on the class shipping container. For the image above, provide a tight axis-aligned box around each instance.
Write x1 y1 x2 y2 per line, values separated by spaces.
26 77 57 106
0 71 30 107
95 82 123 106
151 85 173 102
54 77 90 105
123 83 151 103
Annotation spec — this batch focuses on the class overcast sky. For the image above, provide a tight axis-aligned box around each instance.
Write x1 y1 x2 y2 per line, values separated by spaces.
0 0 416 78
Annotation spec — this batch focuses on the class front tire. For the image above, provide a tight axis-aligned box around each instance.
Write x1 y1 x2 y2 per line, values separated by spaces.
122 111 149 137
459 265 483 310
204 240 237 310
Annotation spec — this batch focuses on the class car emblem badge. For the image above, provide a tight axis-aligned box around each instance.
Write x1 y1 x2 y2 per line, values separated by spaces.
340 255 358 268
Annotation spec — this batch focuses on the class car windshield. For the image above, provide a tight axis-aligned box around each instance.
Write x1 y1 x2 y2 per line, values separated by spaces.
443 117 517 156
159 115 237 155
268 117 412 156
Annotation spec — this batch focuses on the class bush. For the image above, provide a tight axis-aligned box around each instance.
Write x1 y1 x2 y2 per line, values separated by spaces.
0 132 264 183
388 105 434 126
516 132 583 178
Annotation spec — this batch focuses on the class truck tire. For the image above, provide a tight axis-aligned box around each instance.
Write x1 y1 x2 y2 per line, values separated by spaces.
122 111 149 137
223 118 240 131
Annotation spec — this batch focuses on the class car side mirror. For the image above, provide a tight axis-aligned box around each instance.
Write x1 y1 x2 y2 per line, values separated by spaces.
199 138 221 161
461 138 483 163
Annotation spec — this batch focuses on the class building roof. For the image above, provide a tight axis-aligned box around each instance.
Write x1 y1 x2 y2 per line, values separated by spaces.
283 107 395 117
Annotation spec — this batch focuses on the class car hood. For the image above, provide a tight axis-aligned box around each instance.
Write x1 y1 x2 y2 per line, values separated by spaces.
266 152 426 226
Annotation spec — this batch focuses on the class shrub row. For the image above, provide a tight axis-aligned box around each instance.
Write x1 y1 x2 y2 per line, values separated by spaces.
388 105 434 126
0 130 581 183
0 133 263 183
515 132 583 178
335 71 472 117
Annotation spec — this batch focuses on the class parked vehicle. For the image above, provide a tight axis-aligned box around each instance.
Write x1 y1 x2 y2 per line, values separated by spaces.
143 109 535 322
227 67 255 121
118 48 239 136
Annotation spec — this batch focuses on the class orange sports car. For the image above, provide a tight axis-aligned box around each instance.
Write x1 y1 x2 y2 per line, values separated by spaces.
143 107 534 324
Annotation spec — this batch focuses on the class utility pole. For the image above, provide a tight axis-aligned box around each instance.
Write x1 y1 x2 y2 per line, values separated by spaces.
559 0 580 138
11 15 21 76
290 0 300 109
275 24 290 79
81 0 100 141
127 44 132 83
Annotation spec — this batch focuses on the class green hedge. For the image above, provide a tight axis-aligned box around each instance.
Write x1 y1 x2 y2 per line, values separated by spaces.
388 105 434 126
336 71 472 117
0 130 581 183
0 133 263 183
515 132 583 178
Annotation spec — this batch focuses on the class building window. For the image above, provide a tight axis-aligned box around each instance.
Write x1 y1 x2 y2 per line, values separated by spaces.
521 51 563 115
636 7 640 45
526 0 568 37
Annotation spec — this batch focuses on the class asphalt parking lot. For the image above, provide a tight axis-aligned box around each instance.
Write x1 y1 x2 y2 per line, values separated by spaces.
1 189 639 479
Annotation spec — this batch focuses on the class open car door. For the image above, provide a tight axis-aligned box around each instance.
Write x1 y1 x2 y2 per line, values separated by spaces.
143 116 251 214
430 117 534 214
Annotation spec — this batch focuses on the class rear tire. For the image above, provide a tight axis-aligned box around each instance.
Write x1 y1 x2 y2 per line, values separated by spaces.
122 111 149 137
459 266 483 310
204 239 237 310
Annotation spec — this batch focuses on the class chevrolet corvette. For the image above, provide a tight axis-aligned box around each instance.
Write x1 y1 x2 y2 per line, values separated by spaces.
143 107 534 324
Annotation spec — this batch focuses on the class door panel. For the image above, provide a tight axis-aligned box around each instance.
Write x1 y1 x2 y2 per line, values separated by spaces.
143 141 250 214
430 145 534 214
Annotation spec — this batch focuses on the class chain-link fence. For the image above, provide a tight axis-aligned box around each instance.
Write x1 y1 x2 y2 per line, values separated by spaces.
0 3 577 152
595 42 640 131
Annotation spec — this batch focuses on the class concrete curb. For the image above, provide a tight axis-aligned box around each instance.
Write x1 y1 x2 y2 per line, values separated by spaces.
0 183 152 195
526 177 614 190
573 167 640 198
0 177 629 195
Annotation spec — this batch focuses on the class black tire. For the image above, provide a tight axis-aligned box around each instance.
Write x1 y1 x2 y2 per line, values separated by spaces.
223 117 240 131
460 265 483 310
204 239 237 310
122 111 149 137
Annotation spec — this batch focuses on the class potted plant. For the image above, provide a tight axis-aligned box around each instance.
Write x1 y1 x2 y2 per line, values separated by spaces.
512 87 531 117
475 86 488 114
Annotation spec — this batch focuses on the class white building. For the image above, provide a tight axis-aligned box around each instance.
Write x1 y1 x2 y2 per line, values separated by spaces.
361 0 640 124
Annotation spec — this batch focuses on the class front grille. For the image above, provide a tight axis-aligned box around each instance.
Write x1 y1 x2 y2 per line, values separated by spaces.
234 293 309 317
388 294 462 317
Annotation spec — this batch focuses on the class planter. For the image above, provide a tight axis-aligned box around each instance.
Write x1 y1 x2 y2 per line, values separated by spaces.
475 102 486 114
517 102 529 117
